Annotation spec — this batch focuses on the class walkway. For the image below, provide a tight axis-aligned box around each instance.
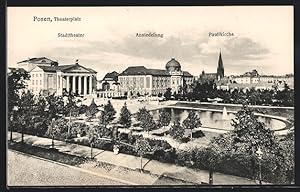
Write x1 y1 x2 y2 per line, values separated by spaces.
8 132 265 185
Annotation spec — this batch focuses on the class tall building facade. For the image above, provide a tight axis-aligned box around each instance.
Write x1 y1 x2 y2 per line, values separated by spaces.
118 58 194 97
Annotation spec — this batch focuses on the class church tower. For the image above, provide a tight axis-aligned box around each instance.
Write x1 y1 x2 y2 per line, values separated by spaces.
217 51 224 80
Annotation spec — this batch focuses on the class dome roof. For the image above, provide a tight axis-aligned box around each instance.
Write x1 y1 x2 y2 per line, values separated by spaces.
166 58 181 71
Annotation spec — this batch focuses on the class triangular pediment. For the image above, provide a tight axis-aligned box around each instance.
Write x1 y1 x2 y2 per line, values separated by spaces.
30 65 45 72
63 64 93 73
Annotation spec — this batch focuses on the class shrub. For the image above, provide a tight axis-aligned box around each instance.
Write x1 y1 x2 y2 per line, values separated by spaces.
94 141 113 151
176 150 193 166
132 123 141 128
152 132 164 137
26 121 48 136
175 146 292 184
192 130 205 138
119 132 129 142
153 149 176 163
119 144 137 156
181 137 190 143
75 137 89 146
132 128 143 132
146 138 172 150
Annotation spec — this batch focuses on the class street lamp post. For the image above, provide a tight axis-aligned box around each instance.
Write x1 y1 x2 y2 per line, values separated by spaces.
50 118 55 148
68 108 72 136
10 115 13 141
256 147 263 185
209 169 213 185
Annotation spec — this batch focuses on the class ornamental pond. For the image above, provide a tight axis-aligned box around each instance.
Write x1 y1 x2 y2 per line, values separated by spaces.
150 107 288 134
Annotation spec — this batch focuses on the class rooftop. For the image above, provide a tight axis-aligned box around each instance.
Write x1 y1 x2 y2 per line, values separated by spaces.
119 66 193 77
17 57 55 64
166 58 181 69
32 63 97 73
103 71 119 81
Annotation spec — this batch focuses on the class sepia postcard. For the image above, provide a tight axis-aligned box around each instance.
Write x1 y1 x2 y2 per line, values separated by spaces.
7 6 294 186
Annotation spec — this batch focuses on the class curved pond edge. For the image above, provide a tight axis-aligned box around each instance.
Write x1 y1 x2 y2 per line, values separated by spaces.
163 105 293 134
178 101 294 110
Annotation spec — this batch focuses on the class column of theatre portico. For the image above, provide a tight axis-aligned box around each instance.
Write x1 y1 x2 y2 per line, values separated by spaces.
56 73 94 95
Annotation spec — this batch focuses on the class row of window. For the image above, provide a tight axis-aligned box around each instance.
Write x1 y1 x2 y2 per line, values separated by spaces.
153 81 170 88
184 78 193 83
32 80 42 86
120 76 171 82
120 82 144 88
119 77 151 88
120 85 147 90
153 79 170 83
171 79 181 85
120 83 177 89
234 77 291 82
32 74 42 78
120 76 190 82
123 80 145 85
152 77 170 81
119 77 145 82
236 79 275 84
120 80 185 88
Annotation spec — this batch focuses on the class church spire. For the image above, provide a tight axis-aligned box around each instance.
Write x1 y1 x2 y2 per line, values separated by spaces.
217 50 224 80
218 51 223 69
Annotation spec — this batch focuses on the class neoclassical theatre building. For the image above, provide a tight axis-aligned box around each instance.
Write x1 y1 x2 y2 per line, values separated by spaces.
16 57 97 96
98 58 194 98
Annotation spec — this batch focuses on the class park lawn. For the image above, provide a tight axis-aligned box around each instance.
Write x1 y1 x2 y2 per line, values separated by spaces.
8 141 90 166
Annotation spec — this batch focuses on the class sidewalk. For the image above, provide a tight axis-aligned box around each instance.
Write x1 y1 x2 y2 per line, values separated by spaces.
8 132 262 185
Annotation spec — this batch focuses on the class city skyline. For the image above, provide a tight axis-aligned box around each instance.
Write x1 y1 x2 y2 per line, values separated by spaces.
8 6 293 80
10 54 294 80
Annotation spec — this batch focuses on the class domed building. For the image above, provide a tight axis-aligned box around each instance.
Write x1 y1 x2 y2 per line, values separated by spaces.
165 58 187 94
116 58 194 97
166 58 181 72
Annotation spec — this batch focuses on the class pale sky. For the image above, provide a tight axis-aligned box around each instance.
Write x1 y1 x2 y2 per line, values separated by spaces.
7 6 293 79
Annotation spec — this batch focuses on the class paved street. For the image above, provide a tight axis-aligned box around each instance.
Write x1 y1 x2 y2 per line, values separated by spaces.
8 150 126 186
